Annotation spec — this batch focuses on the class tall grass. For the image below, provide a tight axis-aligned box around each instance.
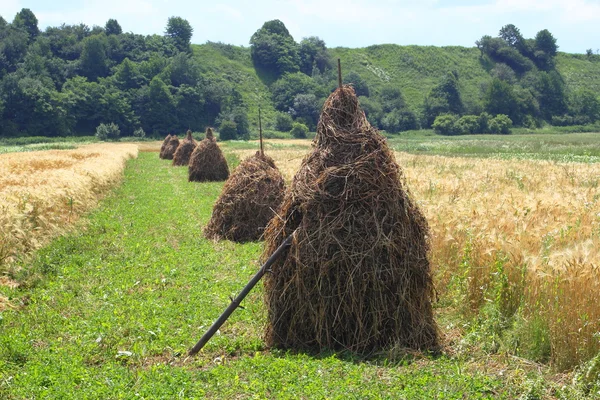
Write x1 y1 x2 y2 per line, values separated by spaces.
0 144 138 275
235 144 600 370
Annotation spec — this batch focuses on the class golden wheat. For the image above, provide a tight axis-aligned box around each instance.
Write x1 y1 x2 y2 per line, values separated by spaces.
232 143 600 369
0 143 138 276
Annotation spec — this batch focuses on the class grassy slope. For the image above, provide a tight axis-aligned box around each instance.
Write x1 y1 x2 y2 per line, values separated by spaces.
192 42 600 119
2 151 572 399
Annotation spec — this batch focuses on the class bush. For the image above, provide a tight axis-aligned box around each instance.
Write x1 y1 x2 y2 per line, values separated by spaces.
290 122 309 138
95 123 121 141
219 120 238 141
432 114 458 135
274 112 293 132
489 114 513 134
455 115 480 134
478 112 492 133
133 127 146 138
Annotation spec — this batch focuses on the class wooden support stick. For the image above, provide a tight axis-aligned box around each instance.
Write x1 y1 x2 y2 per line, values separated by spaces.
188 234 294 356
337 58 342 88
259 107 264 157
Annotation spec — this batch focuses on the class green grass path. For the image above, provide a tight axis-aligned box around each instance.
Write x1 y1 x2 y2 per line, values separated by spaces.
1 153 524 398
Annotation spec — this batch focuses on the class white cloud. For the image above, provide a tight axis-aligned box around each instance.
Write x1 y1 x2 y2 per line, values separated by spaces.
1 0 22 20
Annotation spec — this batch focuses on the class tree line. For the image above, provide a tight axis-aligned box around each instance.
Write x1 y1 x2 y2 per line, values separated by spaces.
0 10 598 139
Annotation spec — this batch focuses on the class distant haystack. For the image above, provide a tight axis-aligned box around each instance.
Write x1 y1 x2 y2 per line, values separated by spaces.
204 152 285 242
262 85 439 354
162 135 180 160
159 134 172 159
188 128 229 182
173 130 197 166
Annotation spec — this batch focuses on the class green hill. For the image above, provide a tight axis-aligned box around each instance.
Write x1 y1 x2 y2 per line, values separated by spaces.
191 42 600 128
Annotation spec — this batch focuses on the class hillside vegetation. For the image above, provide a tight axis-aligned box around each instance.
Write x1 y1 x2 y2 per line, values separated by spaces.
1 9 600 139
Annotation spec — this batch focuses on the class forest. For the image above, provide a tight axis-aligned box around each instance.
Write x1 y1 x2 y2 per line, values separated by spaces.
1 8 599 139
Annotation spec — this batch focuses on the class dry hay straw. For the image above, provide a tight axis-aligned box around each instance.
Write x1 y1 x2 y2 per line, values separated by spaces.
188 128 229 182
0 143 138 269
161 135 180 160
172 130 197 166
159 134 172 159
262 85 439 354
204 151 285 242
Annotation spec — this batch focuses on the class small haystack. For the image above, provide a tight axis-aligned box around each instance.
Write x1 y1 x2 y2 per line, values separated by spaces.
188 128 229 182
204 151 285 242
262 85 439 354
162 135 180 160
173 130 197 166
159 134 172 159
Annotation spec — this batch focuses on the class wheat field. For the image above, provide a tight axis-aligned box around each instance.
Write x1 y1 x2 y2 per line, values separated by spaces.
0 144 138 293
232 145 600 369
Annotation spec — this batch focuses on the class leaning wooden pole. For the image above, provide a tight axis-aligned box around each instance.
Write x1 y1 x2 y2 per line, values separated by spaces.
259 107 264 157
188 234 294 355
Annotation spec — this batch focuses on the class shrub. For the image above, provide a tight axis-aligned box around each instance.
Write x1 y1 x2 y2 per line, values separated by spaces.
489 114 513 134
432 114 458 135
455 115 480 134
274 112 293 132
478 112 492 133
290 122 309 138
95 123 121 141
133 127 146 138
219 120 238 141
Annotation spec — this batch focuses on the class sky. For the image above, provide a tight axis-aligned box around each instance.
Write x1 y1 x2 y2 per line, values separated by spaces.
1 0 599 54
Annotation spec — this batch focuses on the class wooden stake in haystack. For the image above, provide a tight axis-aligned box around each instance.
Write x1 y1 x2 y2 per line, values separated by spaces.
172 130 197 166
204 109 285 242
188 128 229 182
262 60 439 353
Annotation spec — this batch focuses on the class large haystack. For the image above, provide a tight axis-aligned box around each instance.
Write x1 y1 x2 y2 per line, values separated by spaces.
173 130 197 166
159 134 172 159
262 85 439 354
204 152 285 242
188 128 229 182
162 135 180 160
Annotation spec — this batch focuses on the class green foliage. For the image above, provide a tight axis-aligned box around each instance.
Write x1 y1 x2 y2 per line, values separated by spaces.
250 20 300 78
133 127 145 138
218 119 238 140
271 72 324 112
344 71 369 97
423 72 464 127
13 8 40 40
488 114 513 134
165 16 193 52
455 115 480 134
290 121 309 138
298 36 331 75
290 93 321 130
95 122 120 140
105 19 122 36
432 113 458 135
274 111 293 131
79 34 109 81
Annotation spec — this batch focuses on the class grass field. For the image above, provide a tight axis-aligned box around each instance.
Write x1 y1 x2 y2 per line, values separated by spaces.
1 134 600 398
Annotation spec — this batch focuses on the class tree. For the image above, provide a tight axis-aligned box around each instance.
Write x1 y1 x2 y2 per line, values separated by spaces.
79 34 109 81
423 72 464 127
174 84 205 131
432 114 458 135
105 19 122 36
298 36 331 75
164 52 200 86
114 58 143 90
499 24 523 48
290 122 309 138
13 8 39 41
275 112 293 131
165 17 193 52
535 71 567 120
534 29 558 69
250 20 300 77
484 79 518 121
290 93 321 129
271 72 324 112
344 71 369 97
219 120 237 140
137 77 177 135
569 89 600 124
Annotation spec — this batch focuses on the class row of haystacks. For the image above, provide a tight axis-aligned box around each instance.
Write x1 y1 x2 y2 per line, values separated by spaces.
161 85 439 356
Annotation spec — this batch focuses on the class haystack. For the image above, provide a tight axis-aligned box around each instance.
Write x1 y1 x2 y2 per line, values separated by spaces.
262 85 439 354
172 130 197 166
162 135 180 160
204 151 285 242
159 134 172 159
188 128 229 182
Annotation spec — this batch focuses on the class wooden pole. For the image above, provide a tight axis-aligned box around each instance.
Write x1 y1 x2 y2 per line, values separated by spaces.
337 58 342 89
188 234 294 356
259 107 264 157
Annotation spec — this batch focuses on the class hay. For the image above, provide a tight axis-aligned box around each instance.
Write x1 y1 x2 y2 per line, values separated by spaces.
188 128 229 182
172 130 197 166
205 152 285 242
159 134 172 159
262 85 439 354
162 135 180 160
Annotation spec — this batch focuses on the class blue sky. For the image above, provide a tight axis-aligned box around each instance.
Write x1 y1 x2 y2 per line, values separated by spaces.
2 0 599 54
